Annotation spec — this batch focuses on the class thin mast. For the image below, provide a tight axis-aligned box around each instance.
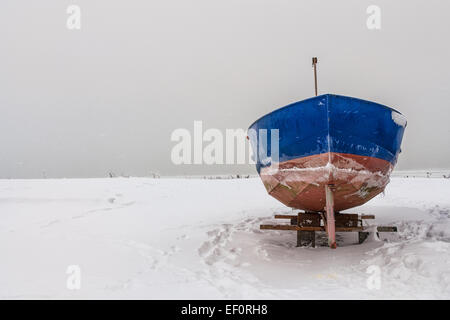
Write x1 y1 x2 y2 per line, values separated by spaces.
312 57 318 96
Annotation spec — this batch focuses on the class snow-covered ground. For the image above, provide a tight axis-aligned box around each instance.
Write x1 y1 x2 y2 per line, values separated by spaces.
0 176 449 299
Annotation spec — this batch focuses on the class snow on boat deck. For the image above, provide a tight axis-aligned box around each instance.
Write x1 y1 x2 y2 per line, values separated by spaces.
0 176 449 299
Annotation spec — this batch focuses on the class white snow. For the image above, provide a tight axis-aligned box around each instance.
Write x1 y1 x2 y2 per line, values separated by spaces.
0 176 449 299
392 111 407 127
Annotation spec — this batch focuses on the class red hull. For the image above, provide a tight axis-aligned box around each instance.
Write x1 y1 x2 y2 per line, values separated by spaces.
260 152 392 212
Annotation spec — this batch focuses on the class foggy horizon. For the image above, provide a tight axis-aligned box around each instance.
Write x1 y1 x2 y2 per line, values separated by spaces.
1 0 449 178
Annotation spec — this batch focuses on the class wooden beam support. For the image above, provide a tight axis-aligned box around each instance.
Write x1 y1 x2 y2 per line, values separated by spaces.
260 225 321 231
260 224 364 232
336 227 365 232
260 212 396 247
274 214 297 219
377 226 398 232
335 213 358 220
275 213 376 220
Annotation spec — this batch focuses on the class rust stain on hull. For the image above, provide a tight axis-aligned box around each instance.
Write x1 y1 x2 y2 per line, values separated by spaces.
260 152 392 212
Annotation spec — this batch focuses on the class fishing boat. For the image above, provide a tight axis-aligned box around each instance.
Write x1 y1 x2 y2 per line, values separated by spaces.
248 58 407 248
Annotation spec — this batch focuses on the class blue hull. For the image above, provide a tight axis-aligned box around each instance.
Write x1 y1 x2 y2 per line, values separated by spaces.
248 94 407 173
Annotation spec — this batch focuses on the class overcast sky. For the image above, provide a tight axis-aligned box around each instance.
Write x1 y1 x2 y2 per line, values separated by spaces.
0 0 449 178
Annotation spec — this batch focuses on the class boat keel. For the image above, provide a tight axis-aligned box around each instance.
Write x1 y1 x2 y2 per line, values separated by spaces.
325 185 337 249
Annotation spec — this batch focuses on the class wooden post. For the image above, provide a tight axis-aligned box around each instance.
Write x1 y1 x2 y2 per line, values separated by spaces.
312 57 318 96
296 212 301 247
295 212 317 247
325 185 337 249
297 230 315 247
358 232 370 244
